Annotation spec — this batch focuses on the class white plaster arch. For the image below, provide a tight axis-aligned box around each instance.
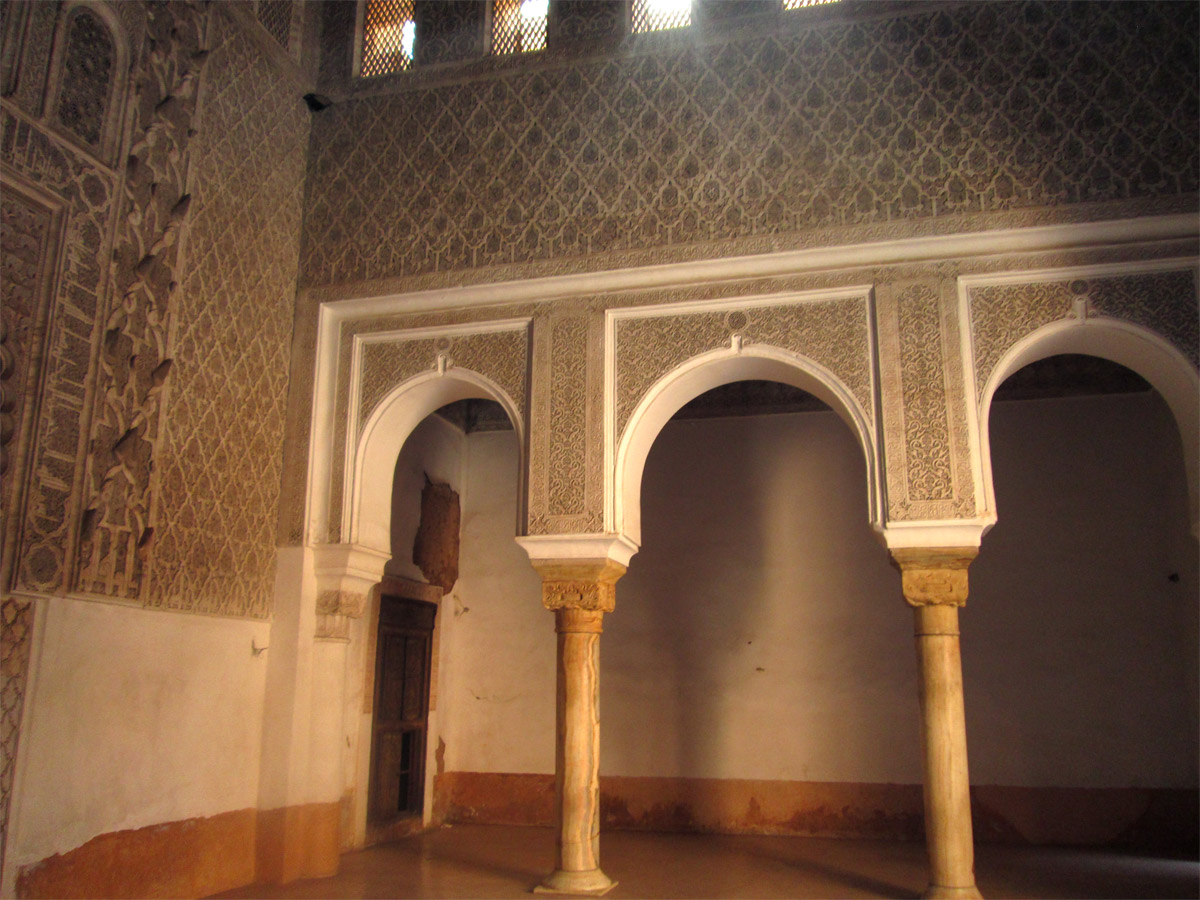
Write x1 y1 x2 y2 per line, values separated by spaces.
347 368 525 554
613 343 882 548
978 318 1200 537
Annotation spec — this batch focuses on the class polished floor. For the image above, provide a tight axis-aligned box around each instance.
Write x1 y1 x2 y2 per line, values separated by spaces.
212 824 1200 899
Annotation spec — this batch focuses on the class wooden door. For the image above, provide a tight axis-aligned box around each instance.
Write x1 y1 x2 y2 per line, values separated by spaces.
368 595 437 826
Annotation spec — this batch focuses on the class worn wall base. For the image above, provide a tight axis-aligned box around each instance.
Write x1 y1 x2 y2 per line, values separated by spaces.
254 802 341 885
15 808 257 899
14 802 344 899
436 772 1199 851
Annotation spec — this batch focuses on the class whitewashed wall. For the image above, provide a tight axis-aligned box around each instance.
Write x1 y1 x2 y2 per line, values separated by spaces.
9 601 270 868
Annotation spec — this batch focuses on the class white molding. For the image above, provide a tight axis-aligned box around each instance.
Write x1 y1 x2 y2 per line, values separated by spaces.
311 542 390 595
515 533 640 568
877 519 992 552
315 214 1196 319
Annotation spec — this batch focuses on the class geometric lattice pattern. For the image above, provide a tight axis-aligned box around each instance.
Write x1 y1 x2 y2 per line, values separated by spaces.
493 0 547 55
302 1 1199 288
360 0 415 76
633 0 691 34
256 0 295 52
147 13 310 619
1 597 33 872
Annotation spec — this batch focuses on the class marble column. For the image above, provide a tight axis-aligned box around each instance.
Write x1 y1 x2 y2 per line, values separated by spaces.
891 547 983 900
532 559 625 896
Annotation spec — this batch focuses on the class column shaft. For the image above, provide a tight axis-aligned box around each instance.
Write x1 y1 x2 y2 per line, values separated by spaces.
554 608 604 875
913 603 980 899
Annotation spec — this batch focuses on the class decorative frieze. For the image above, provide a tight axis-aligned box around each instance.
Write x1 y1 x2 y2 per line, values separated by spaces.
877 280 976 522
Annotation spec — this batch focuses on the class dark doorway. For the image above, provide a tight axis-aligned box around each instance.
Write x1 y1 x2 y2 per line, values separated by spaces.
368 595 437 833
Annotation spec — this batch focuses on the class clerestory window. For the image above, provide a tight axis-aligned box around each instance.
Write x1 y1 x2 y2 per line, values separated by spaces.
632 0 692 34
492 0 548 54
359 0 416 77
782 0 840 9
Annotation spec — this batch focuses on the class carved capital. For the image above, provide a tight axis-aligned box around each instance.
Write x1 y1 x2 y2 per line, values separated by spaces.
315 589 367 640
890 547 977 608
533 559 626 614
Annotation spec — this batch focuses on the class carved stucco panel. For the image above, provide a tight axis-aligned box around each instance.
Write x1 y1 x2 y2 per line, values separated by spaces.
357 328 528 435
1 110 115 596
301 1 1198 288
969 269 1199 406
969 281 1074 402
527 307 604 535
74 1 207 601
878 280 976 523
614 294 874 444
327 323 530 543
146 8 310 618
1088 270 1198 368
0 596 34 870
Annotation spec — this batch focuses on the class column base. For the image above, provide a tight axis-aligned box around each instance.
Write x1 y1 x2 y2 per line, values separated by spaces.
534 868 617 896
922 884 983 900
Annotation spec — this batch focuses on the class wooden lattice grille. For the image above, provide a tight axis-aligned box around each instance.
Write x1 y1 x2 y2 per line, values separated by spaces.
493 0 548 55
361 0 416 77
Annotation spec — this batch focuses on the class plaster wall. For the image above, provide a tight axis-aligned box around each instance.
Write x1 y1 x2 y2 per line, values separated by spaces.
439 394 1196 791
441 430 552 775
968 391 1199 789
8 599 270 870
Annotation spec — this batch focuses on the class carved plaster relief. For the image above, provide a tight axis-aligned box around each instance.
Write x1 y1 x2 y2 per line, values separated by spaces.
146 7 310 618
613 292 875 443
0 596 34 874
73 2 206 601
967 267 1199 403
301 2 1198 289
1 113 115 596
327 321 531 543
877 281 976 521
527 308 605 535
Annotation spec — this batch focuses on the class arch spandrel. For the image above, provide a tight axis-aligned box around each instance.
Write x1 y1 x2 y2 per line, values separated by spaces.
323 319 531 547
607 291 883 547
963 264 1200 536
349 367 526 555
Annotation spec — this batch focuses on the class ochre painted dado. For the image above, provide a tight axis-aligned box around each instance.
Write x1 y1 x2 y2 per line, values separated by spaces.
435 773 1198 851
15 803 340 900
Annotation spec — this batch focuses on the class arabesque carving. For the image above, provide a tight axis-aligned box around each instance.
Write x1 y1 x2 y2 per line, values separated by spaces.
614 294 873 442
969 269 1199 405
301 2 1198 288
74 1 206 600
879 281 977 522
146 7 310 618
0 596 34 871
1 111 114 596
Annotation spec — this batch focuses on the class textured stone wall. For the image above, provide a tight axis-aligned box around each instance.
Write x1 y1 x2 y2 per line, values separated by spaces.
145 8 310 618
1 1 310 619
300 0 1198 289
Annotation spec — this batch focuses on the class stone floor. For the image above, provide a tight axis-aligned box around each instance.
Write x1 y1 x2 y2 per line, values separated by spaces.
211 825 1200 900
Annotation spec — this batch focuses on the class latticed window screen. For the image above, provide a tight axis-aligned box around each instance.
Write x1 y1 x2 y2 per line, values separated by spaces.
782 0 840 9
360 0 416 77
256 0 294 51
632 0 692 33
492 0 548 55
